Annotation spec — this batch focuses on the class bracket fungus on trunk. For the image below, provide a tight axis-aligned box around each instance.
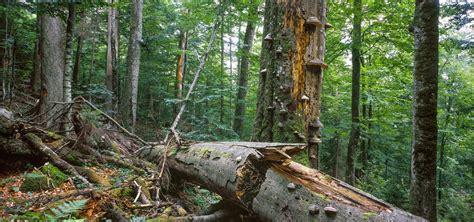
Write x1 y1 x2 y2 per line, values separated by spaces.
306 58 328 69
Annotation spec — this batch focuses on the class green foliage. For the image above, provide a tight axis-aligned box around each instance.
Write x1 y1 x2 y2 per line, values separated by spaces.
184 185 222 211
46 199 88 220
2 0 472 221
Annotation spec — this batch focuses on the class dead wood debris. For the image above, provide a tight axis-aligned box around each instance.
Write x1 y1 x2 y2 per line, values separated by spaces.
0 97 236 221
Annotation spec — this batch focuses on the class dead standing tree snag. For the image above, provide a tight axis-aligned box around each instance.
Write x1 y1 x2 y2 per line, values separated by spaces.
253 0 329 169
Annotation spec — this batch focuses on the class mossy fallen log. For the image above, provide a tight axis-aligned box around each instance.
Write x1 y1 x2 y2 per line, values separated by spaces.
139 142 426 221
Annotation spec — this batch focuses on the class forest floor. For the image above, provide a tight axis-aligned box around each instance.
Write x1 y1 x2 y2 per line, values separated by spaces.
0 93 224 221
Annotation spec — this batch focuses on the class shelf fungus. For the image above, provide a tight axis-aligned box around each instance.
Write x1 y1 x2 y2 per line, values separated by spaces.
306 58 328 69
301 95 309 102
305 16 323 27
308 136 322 144
260 69 267 74
324 206 338 216
264 33 273 42
310 118 324 129
325 22 333 29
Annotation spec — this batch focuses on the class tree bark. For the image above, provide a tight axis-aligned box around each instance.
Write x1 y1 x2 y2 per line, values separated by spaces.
73 35 83 85
410 1 439 221
232 3 257 138
139 142 425 221
30 15 42 95
253 0 327 169
219 7 225 124
38 14 65 128
175 30 187 101
346 0 362 185
123 0 143 132
63 3 75 104
106 0 120 115
88 8 99 86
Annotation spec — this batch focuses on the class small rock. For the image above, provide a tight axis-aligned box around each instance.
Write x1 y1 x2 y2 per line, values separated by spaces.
235 156 242 162
324 206 337 216
308 204 319 215
287 183 296 191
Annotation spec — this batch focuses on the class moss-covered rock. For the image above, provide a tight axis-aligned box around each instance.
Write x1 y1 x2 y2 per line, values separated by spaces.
20 163 68 192
20 172 49 192
40 163 68 186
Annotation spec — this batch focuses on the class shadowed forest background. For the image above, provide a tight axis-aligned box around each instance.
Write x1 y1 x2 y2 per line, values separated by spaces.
0 0 473 221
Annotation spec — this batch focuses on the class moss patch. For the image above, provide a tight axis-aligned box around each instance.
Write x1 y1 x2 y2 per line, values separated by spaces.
20 172 49 192
20 163 68 192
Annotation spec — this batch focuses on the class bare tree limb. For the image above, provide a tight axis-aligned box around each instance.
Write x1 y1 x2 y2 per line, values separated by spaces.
164 18 220 144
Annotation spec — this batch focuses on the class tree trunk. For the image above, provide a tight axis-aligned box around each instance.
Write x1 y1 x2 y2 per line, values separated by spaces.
106 0 120 115
30 15 42 95
138 142 425 221
219 9 225 124
333 132 340 179
346 0 362 185
63 3 75 104
73 35 83 85
88 8 99 86
254 0 328 162
123 0 143 132
38 14 65 128
175 30 187 101
252 0 272 142
232 4 257 138
410 1 439 221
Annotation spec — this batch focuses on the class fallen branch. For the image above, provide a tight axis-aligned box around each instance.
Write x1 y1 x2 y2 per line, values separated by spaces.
23 133 92 187
164 16 220 143
76 96 147 145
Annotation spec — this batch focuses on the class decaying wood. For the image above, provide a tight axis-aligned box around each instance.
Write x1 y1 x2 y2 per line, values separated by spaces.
0 106 425 221
139 142 426 221
23 133 92 187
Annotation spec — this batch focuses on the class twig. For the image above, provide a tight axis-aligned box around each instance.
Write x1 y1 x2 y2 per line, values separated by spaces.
133 180 142 203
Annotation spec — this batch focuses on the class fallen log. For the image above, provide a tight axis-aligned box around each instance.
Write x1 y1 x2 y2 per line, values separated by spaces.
0 112 425 221
139 142 426 221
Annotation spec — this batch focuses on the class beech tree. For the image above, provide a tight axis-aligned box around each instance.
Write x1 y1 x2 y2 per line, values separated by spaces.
232 2 257 137
123 0 143 132
346 0 362 185
63 3 75 104
106 0 119 114
38 14 65 128
410 0 439 221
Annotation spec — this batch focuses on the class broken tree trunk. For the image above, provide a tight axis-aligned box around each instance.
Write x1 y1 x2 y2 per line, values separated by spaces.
138 142 425 221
